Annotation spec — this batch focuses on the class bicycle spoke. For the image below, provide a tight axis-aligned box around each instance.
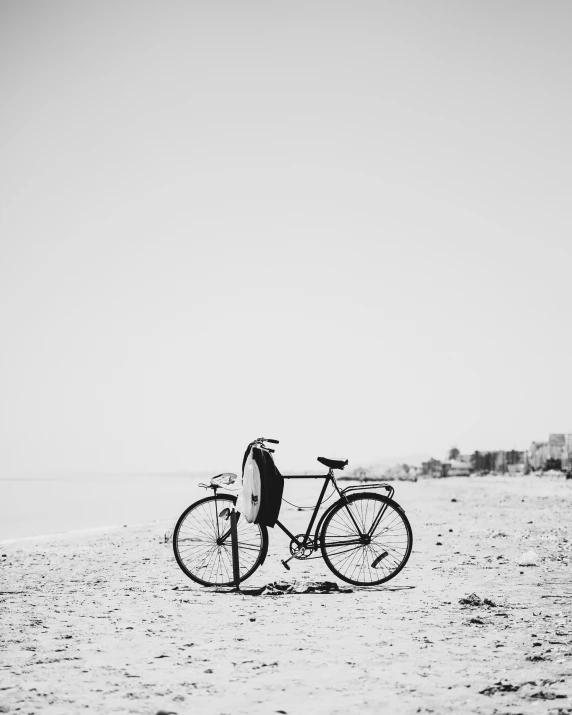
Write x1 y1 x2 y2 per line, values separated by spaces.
174 497 265 586
321 495 412 586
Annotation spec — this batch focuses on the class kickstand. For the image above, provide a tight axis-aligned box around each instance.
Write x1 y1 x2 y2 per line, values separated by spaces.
230 508 240 590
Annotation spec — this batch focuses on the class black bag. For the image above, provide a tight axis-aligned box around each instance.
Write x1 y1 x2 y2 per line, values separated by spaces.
250 446 284 527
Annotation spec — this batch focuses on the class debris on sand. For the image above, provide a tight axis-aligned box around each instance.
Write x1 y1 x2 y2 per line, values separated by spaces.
239 581 354 596
479 680 521 696
459 593 498 608
459 593 482 606
518 549 539 566
528 691 567 700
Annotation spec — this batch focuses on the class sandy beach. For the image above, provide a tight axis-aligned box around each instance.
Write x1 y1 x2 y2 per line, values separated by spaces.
2 474 571 714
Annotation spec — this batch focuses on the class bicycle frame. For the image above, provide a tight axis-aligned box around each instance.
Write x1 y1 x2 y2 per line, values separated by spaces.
274 470 341 550
213 474 337 549
214 471 394 551
275 472 394 551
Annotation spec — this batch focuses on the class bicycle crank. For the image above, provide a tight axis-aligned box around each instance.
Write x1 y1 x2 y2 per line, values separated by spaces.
289 534 314 560
281 535 315 570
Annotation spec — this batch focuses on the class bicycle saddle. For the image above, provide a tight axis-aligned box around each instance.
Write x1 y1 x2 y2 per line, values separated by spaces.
317 457 348 470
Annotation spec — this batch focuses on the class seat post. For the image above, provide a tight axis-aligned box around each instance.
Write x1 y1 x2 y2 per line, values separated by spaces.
329 467 341 492
330 468 347 500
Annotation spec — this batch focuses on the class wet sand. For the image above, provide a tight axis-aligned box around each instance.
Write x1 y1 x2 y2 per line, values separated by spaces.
1 475 571 714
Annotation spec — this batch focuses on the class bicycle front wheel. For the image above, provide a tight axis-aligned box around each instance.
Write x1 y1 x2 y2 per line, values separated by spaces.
320 493 412 586
173 494 268 586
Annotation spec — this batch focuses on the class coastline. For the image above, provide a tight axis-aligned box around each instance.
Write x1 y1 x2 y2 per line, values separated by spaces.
0 519 173 546
0 472 207 542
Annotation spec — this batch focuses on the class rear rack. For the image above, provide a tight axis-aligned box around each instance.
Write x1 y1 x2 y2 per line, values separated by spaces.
341 482 394 500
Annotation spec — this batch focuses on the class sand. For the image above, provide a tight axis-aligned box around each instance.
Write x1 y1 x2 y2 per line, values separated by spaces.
1 475 571 714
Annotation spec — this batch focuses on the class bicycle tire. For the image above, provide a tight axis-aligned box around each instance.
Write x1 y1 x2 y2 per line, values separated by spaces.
173 494 268 586
320 493 413 586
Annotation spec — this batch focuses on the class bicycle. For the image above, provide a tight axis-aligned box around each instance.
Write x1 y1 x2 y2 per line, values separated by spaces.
173 437 413 587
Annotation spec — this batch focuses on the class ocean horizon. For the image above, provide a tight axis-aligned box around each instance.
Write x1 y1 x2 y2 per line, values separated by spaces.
0 472 212 541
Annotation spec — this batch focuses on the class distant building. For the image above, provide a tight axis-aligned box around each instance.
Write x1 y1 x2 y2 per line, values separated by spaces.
447 459 471 477
528 434 572 471
529 442 549 470
566 435 572 470
495 451 506 473
549 434 566 460
506 450 526 473
470 450 525 474
421 458 443 477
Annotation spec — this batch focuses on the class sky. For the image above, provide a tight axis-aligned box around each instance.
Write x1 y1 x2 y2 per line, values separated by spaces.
1 1 571 476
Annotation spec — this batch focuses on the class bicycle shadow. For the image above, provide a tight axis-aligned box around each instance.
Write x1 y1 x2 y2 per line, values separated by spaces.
211 581 417 596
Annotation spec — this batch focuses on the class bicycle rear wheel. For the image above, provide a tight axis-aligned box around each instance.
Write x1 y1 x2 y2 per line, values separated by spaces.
320 493 412 586
173 494 268 586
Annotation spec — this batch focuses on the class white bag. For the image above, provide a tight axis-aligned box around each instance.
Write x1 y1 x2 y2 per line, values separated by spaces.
240 448 261 523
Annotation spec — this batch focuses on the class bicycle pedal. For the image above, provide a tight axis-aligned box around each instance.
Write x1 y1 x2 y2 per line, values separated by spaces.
280 559 291 571
371 551 389 568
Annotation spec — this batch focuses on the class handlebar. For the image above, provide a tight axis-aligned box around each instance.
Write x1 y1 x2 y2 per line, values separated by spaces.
255 437 279 444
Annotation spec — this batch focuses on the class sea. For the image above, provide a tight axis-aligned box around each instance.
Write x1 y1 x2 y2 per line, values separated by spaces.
0 473 210 541
0 471 329 541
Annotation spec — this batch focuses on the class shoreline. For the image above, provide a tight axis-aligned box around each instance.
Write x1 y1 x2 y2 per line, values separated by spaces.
0 518 173 546
0 472 207 543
